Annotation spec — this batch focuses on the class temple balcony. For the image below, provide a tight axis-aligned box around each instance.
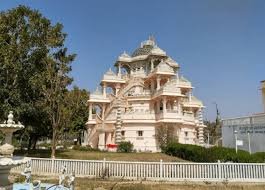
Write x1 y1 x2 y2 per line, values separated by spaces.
182 96 204 108
147 60 176 79
152 86 184 99
88 88 111 103
152 60 175 75
155 110 196 124
103 110 197 125
105 111 156 123
176 76 193 89
123 113 156 122
101 68 126 84
155 110 183 123
126 90 151 98
182 111 196 124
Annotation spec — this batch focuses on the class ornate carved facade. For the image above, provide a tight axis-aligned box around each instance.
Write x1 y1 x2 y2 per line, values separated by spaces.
85 37 205 152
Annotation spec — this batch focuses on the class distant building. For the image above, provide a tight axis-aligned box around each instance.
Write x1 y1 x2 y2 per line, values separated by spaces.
222 81 265 153
84 37 206 152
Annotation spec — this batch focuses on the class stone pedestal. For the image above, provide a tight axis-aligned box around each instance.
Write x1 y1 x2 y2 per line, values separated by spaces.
0 165 12 187
0 184 13 190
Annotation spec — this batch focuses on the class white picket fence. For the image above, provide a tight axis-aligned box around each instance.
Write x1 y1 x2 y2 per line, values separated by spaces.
12 157 265 182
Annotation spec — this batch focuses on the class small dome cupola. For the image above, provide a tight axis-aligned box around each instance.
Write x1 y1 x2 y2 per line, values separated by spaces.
131 36 156 57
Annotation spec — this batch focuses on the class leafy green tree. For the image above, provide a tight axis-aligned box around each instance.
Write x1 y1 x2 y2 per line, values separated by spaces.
41 50 75 158
0 6 75 157
0 5 55 148
156 124 177 150
63 87 89 145
204 119 222 146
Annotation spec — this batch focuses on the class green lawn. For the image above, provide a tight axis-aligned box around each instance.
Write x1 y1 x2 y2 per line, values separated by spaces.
14 149 184 162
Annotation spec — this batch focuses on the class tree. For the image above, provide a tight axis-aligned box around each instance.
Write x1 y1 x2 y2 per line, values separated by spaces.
0 5 54 148
41 50 75 158
204 104 222 146
156 124 177 151
63 87 89 145
0 6 75 156
204 120 222 146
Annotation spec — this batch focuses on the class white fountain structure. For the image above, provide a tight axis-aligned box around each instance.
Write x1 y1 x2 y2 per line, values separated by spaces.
0 111 29 188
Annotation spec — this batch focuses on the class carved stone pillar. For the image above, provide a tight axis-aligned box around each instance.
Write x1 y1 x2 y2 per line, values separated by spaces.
102 83 106 97
189 91 192 102
118 63 121 76
151 80 155 92
115 84 121 96
177 100 181 114
176 71 179 83
106 132 112 145
163 96 167 114
156 100 160 113
102 104 106 119
156 77 161 90
151 59 154 71
89 103 93 120
98 132 105 150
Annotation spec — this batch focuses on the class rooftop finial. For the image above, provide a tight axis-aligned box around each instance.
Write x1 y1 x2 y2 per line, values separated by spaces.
141 36 156 47
149 35 155 42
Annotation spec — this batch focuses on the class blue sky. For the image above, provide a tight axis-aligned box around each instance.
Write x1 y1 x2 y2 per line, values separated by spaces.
1 0 265 120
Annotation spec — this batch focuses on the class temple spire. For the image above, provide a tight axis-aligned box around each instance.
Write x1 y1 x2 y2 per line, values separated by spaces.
149 35 155 42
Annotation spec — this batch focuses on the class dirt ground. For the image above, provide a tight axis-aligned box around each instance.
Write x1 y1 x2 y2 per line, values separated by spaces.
13 174 265 190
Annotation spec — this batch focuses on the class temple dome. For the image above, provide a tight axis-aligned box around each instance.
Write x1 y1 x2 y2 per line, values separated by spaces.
150 45 166 56
131 37 166 57
131 44 154 57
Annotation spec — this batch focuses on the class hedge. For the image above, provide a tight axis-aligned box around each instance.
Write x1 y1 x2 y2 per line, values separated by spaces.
117 141 134 153
163 142 265 163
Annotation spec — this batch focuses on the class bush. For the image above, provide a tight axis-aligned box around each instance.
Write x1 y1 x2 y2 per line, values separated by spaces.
117 141 134 153
164 142 264 163
252 152 265 162
164 142 208 162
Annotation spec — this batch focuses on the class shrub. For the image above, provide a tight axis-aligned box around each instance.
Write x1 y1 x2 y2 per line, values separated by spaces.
164 142 208 162
252 152 265 162
164 142 265 163
117 141 134 153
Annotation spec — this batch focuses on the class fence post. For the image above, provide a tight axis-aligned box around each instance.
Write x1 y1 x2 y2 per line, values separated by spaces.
51 158 55 174
218 160 221 180
160 159 163 180
102 158 106 177
103 158 106 171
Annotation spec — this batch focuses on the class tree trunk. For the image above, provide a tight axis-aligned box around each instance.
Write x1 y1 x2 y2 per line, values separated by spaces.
27 136 32 152
20 133 24 151
78 131 82 145
32 136 38 150
51 128 57 158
